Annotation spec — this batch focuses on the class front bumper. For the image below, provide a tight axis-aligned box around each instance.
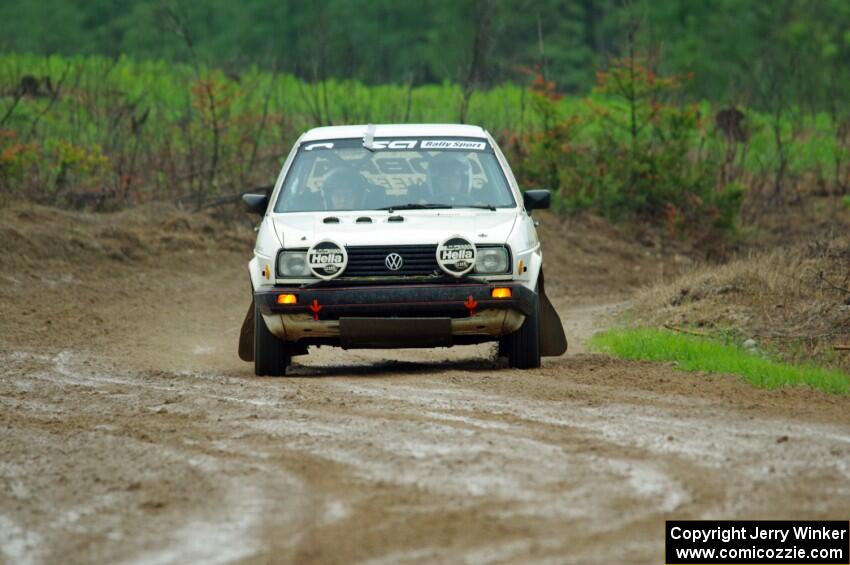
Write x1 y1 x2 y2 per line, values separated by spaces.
254 282 534 346
255 281 535 318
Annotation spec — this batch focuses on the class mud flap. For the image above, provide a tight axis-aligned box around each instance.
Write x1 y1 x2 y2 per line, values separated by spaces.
238 301 255 362
539 284 568 357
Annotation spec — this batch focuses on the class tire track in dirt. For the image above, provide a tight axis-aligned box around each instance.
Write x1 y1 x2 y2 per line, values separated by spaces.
3 338 849 563
1 206 849 563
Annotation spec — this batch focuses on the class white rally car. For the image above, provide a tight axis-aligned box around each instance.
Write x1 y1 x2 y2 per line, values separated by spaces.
239 124 567 375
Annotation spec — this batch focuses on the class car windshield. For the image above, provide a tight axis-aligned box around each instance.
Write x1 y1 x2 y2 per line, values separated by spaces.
274 137 516 213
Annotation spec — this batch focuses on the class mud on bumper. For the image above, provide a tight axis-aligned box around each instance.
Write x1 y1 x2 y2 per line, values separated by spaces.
254 282 534 348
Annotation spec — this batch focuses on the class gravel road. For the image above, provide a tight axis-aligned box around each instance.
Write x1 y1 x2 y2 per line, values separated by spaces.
1 208 848 564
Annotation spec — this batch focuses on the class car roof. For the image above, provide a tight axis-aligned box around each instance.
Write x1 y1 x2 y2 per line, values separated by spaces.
300 123 488 142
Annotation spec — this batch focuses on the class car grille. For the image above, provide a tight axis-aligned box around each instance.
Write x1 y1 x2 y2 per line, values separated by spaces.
342 245 440 277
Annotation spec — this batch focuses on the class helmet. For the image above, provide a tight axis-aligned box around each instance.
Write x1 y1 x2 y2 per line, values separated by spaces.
428 154 471 199
322 167 360 210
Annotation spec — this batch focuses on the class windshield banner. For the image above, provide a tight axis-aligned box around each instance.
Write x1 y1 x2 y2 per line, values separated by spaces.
305 139 488 152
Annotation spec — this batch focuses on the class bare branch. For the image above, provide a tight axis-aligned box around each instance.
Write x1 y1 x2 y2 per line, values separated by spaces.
24 62 72 141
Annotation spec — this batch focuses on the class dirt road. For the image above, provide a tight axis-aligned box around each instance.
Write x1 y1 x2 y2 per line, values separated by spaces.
1 205 848 564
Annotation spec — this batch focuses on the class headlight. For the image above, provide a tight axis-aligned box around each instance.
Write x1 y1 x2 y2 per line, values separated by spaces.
277 251 310 278
474 246 509 274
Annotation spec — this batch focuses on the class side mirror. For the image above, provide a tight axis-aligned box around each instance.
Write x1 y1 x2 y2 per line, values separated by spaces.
242 193 269 215
523 189 551 212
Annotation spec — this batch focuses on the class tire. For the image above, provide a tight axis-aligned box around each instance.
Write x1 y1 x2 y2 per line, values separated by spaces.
254 300 290 376
503 290 541 369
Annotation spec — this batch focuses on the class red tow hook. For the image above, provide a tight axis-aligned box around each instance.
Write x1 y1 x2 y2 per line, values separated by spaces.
309 299 323 321
464 295 478 317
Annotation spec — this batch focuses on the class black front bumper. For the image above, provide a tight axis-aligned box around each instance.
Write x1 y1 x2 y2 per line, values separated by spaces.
255 282 535 320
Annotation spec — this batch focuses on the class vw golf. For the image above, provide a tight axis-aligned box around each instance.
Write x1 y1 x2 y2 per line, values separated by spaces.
239 124 567 376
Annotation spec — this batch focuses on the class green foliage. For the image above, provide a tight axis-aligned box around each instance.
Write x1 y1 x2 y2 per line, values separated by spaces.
0 52 843 226
0 129 37 192
0 1 591 88
591 328 849 395
507 62 743 237
0 53 554 208
2 0 850 111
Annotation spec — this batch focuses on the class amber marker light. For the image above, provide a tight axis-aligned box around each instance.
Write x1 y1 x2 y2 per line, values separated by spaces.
491 288 512 299
276 294 297 305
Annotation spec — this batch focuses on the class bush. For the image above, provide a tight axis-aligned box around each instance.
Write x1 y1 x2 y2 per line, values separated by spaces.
510 60 742 238
0 52 836 226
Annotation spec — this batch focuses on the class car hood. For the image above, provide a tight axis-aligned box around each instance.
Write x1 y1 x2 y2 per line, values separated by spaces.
271 210 519 248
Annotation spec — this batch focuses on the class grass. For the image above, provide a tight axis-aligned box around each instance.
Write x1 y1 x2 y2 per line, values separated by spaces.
626 236 850 374
0 51 845 219
0 52 843 168
590 328 849 395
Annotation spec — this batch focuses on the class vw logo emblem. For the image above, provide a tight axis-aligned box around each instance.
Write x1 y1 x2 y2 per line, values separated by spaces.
385 253 403 271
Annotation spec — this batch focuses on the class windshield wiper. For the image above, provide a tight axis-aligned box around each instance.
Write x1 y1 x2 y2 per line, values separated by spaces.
377 203 498 212
378 203 454 212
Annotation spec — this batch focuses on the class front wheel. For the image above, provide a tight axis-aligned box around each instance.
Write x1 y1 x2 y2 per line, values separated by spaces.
254 300 290 376
501 292 541 369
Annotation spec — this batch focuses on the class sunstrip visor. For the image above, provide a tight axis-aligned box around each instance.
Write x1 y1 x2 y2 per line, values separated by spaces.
303 137 492 152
